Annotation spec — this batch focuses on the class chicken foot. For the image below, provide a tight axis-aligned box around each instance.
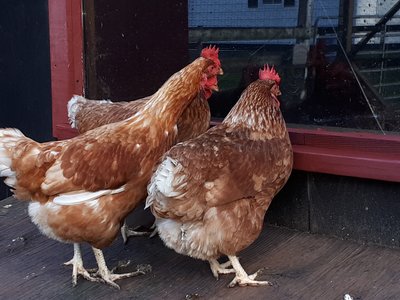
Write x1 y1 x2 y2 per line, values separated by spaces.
227 255 272 288
121 221 157 244
63 243 99 286
209 259 235 279
91 247 147 289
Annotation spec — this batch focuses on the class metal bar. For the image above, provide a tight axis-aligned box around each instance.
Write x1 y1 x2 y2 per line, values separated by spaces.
188 27 314 43
359 66 400 72
373 81 400 88
378 25 387 94
383 95 400 100
356 49 400 55
345 0 354 52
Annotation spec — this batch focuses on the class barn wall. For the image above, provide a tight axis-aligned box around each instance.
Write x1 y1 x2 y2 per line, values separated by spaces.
268 171 400 248
83 0 189 100
189 0 299 28
188 0 340 28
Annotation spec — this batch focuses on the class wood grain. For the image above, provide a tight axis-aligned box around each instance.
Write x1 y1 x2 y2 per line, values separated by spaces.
1 197 399 299
48 0 83 139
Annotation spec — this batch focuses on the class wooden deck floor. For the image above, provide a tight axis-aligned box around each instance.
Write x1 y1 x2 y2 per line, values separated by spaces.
1 196 400 300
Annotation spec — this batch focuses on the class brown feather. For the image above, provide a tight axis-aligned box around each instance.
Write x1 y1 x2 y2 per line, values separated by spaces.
72 89 210 143
73 98 150 134
1 56 216 250
148 77 293 260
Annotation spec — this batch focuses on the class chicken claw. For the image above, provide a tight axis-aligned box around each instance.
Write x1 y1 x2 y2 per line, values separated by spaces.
92 247 149 289
149 223 158 238
209 259 235 279
64 243 98 286
227 256 272 288
121 221 157 244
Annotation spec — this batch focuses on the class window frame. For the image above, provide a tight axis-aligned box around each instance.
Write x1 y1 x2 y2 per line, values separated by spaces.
49 0 400 183
248 0 259 9
263 0 282 4
283 0 295 7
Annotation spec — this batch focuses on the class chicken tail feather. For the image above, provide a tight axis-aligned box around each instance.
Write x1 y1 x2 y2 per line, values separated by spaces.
67 95 86 128
53 185 126 206
68 95 112 129
145 156 186 210
0 128 25 188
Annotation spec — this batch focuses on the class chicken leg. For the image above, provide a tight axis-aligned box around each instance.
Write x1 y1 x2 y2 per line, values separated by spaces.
120 221 157 244
209 259 235 279
227 255 272 288
63 243 98 286
120 221 152 244
91 247 147 289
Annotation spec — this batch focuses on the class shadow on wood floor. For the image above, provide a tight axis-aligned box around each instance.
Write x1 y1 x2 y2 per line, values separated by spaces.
1 197 399 300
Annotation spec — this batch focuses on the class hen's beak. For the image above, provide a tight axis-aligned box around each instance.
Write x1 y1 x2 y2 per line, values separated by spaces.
210 84 219 92
218 67 224 75
206 75 219 92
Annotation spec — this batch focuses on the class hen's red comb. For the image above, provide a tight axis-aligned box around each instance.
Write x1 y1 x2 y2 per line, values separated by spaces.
259 64 281 85
201 45 221 67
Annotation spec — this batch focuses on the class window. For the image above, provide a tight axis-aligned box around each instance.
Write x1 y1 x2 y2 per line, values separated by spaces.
263 0 282 4
284 0 295 7
248 0 258 8
188 0 400 182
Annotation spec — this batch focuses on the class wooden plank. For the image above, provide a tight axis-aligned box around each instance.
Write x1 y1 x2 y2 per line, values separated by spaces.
1 197 400 299
82 1 189 101
293 144 400 183
289 127 400 154
288 127 400 182
48 0 83 139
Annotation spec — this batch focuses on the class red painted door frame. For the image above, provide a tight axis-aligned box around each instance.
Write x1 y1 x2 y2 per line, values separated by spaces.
48 0 83 139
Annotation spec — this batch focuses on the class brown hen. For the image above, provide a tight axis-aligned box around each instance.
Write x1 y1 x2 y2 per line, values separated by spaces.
68 46 222 241
0 56 218 289
68 46 223 143
146 66 293 287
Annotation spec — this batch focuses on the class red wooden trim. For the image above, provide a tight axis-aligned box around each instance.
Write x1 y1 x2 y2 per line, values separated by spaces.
54 124 78 140
288 127 400 156
293 145 400 182
288 127 400 182
212 120 400 182
48 0 83 139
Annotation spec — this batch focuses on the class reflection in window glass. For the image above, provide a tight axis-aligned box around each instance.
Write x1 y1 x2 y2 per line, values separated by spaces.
188 0 400 133
248 0 258 8
284 0 295 7
263 0 282 4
